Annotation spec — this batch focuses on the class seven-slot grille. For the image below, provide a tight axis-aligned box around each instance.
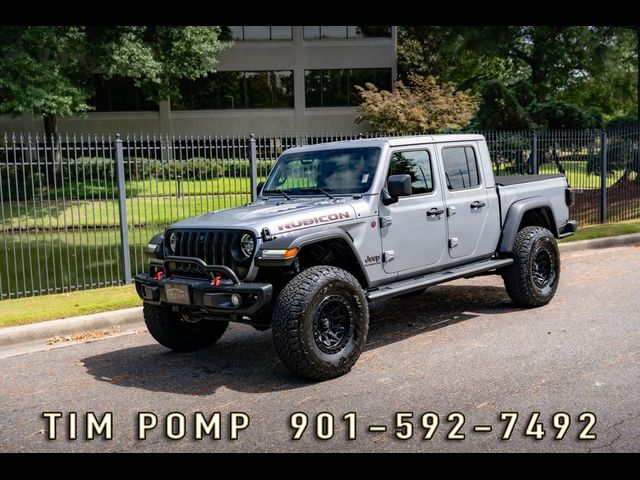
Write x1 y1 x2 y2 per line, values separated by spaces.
166 230 251 278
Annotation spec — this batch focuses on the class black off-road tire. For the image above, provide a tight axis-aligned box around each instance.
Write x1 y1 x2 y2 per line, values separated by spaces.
272 266 369 381
502 226 561 307
143 303 228 352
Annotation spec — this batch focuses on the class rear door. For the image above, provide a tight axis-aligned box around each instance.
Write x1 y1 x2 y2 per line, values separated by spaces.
437 143 490 259
379 147 448 274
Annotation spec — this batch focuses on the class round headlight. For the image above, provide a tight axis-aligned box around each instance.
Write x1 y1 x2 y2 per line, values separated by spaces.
169 232 178 253
240 234 255 258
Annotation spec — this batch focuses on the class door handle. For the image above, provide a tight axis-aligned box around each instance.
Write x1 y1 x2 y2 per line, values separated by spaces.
427 207 445 216
470 201 486 209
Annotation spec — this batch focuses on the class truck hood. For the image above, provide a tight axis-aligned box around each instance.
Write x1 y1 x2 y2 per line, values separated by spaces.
169 198 358 234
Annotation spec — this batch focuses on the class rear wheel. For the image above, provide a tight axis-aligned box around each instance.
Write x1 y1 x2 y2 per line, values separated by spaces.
143 303 228 352
272 266 369 380
502 226 560 307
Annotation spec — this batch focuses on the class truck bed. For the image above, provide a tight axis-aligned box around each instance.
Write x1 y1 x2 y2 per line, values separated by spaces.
495 174 570 228
494 174 565 186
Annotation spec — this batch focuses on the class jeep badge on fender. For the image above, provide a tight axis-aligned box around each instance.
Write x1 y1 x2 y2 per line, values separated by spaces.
135 135 576 380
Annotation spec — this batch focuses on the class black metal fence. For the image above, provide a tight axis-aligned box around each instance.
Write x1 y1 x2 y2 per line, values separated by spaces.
1 127 639 300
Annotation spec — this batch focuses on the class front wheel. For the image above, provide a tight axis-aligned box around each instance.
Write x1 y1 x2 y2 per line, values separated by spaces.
143 303 228 352
502 226 560 307
272 266 369 381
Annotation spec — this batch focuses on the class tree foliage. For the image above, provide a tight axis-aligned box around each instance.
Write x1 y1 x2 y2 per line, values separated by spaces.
0 27 91 121
0 26 230 137
355 75 479 134
398 26 638 121
528 100 604 129
472 80 532 130
87 26 229 103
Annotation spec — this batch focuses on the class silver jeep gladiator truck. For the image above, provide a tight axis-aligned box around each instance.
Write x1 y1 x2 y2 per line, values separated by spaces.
135 134 576 380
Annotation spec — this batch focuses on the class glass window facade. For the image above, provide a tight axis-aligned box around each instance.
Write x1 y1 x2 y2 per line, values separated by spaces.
226 26 292 41
174 71 294 110
305 69 392 107
304 26 391 39
89 75 158 112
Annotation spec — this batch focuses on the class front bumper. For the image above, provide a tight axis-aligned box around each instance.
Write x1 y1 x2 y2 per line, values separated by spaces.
134 256 272 316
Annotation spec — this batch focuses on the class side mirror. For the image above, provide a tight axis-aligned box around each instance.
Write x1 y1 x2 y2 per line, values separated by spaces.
388 174 412 198
257 181 265 196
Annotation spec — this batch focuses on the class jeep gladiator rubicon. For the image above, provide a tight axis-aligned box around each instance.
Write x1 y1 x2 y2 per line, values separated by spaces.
135 134 576 380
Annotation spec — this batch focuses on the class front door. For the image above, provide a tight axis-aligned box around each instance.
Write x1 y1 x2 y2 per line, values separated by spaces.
437 143 489 259
380 148 448 274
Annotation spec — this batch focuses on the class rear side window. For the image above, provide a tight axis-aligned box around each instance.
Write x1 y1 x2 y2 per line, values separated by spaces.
388 150 433 195
442 146 480 190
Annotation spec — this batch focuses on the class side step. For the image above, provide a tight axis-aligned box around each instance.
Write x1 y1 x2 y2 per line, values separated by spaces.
366 258 514 302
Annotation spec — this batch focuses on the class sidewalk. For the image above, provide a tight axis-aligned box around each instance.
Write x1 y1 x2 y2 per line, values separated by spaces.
1 232 639 354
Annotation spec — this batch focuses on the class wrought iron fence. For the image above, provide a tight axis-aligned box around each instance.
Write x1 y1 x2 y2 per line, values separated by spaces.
1 127 639 300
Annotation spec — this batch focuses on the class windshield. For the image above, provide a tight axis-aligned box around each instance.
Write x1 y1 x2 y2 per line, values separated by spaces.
263 147 381 195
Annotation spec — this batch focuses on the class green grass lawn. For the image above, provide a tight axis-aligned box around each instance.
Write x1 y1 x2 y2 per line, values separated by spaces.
0 285 141 328
2 192 249 230
492 160 628 189
559 218 640 243
538 161 628 189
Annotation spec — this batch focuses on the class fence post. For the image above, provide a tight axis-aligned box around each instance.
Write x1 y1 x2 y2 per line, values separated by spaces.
115 134 132 284
176 175 182 198
531 132 538 174
600 131 608 224
249 133 258 202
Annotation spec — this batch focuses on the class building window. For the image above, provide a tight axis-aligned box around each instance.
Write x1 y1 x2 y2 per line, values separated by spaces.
174 71 294 110
304 26 391 40
305 69 392 107
227 26 292 41
89 75 158 112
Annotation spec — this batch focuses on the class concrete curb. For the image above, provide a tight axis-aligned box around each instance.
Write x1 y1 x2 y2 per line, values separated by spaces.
0 307 143 348
1 232 639 350
559 232 640 253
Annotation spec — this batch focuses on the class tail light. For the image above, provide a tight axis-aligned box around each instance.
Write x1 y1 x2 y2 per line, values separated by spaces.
565 188 576 206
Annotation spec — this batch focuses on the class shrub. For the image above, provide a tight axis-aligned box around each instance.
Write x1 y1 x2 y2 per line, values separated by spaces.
356 74 479 134
528 100 603 129
0 165 45 201
606 115 638 131
472 80 532 130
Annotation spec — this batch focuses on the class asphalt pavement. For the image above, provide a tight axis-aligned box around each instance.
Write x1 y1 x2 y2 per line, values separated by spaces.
1 245 639 452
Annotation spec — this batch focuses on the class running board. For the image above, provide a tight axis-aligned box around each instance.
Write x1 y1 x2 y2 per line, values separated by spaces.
366 258 514 301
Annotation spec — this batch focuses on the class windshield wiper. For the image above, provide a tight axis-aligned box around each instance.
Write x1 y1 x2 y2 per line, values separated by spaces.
263 189 292 200
306 187 335 200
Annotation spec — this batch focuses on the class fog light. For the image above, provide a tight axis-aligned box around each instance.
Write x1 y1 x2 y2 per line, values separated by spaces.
230 294 241 307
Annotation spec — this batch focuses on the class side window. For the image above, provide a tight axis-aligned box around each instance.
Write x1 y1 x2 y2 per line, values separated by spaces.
442 146 480 190
388 150 433 195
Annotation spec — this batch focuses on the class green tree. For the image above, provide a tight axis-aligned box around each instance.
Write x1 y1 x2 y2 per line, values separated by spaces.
397 26 521 92
472 80 531 130
0 27 91 139
528 100 604 129
355 74 479 133
0 26 230 139
399 26 638 118
557 27 637 117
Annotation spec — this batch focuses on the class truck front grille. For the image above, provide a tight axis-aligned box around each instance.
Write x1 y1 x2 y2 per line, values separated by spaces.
166 229 252 279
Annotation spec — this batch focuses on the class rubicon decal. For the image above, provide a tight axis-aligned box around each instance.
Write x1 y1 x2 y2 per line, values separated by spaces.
277 212 350 231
